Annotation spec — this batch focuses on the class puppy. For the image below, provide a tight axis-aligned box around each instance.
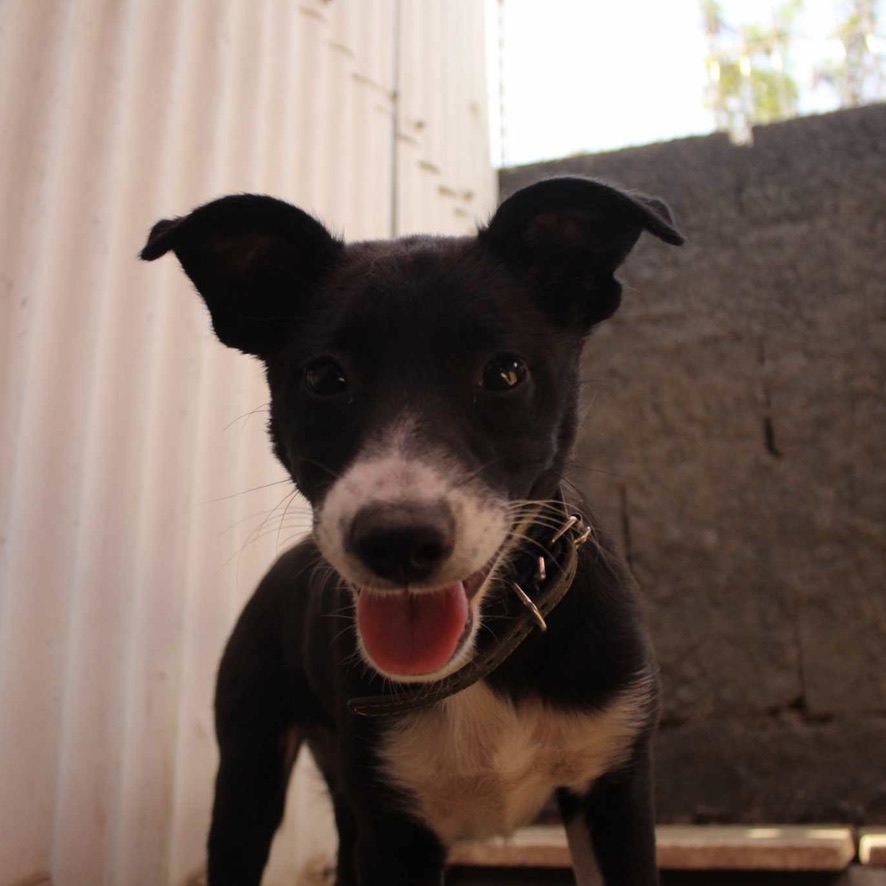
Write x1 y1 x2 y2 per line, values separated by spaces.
141 177 683 886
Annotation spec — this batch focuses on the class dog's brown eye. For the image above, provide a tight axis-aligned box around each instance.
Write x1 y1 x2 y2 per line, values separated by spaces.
304 358 348 397
481 355 528 391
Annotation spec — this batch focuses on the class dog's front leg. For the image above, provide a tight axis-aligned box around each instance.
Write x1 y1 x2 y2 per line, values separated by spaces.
207 589 302 886
349 807 446 886
208 722 298 886
333 794 443 886
342 724 447 886
558 746 659 886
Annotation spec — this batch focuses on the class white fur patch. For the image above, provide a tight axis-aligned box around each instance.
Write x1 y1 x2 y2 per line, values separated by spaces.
378 677 653 845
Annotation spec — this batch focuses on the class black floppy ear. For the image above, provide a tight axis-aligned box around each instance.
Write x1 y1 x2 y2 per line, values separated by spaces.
479 177 683 328
140 194 343 357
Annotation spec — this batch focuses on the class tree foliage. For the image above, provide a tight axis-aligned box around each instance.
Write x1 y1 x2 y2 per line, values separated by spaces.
701 0 884 141
702 0 804 140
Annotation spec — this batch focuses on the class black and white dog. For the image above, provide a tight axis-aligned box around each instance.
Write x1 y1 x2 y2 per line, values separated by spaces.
141 177 683 886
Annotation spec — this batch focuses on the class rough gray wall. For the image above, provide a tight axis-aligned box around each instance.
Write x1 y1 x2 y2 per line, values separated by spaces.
501 104 886 824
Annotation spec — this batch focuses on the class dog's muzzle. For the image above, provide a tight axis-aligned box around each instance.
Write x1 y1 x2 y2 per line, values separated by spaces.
348 496 592 717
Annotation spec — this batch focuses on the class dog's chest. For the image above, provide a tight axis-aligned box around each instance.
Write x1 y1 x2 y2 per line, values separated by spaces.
378 681 647 844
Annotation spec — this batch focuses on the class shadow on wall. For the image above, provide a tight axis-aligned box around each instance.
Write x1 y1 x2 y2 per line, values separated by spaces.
500 103 886 825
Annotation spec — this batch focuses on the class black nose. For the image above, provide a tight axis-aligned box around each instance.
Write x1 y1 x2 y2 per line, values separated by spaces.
348 501 456 584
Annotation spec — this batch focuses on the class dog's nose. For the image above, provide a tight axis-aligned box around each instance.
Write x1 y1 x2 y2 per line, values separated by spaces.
348 502 456 585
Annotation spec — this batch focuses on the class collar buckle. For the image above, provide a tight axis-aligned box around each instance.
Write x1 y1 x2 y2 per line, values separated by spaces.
510 508 591 630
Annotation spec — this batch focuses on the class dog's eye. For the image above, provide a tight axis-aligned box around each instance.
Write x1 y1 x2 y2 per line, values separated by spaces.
304 358 348 397
481 355 528 391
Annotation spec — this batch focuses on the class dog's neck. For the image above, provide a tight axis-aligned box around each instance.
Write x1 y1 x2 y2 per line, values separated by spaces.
347 492 592 717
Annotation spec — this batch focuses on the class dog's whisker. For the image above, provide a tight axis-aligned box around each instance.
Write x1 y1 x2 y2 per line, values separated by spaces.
331 626 360 649
236 511 314 533
561 460 631 481
503 532 557 563
275 488 306 551
232 523 312 553
293 455 343 482
223 402 271 431
204 476 294 505
238 488 306 545
503 510 572 531
216 504 308 537
238 486 302 540
321 608 356 623
226 519 305 566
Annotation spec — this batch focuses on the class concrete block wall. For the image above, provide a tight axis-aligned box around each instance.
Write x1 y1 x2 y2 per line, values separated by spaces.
501 104 886 824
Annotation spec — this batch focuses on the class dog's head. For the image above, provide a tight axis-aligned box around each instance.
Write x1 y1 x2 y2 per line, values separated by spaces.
142 178 682 682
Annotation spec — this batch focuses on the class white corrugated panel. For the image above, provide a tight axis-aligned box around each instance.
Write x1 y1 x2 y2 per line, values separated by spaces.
396 0 494 236
0 1 496 884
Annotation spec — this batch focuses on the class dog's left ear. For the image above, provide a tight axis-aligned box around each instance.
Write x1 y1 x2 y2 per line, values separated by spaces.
479 177 683 328
140 194 343 357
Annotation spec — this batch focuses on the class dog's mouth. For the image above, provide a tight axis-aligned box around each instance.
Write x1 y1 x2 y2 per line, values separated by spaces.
354 566 491 678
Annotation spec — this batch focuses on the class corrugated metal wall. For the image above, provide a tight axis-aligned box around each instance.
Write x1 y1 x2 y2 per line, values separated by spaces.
0 2 495 884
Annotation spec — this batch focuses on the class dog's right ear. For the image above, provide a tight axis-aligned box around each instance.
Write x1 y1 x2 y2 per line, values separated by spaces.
140 194 343 357
479 177 683 329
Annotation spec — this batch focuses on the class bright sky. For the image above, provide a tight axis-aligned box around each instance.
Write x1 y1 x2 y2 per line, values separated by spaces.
491 0 862 166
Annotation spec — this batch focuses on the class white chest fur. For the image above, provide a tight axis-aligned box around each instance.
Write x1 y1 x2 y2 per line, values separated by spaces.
378 679 651 844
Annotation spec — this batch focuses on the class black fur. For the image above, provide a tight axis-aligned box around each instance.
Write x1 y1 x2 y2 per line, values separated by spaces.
141 176 683 885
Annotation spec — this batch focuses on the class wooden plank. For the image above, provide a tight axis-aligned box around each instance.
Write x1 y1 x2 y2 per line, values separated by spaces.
449 826 570 869
448 824 856 872
655 825 855 871
860 830 886 867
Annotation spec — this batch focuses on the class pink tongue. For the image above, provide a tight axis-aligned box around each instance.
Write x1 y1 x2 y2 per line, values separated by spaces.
356 584 469 676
